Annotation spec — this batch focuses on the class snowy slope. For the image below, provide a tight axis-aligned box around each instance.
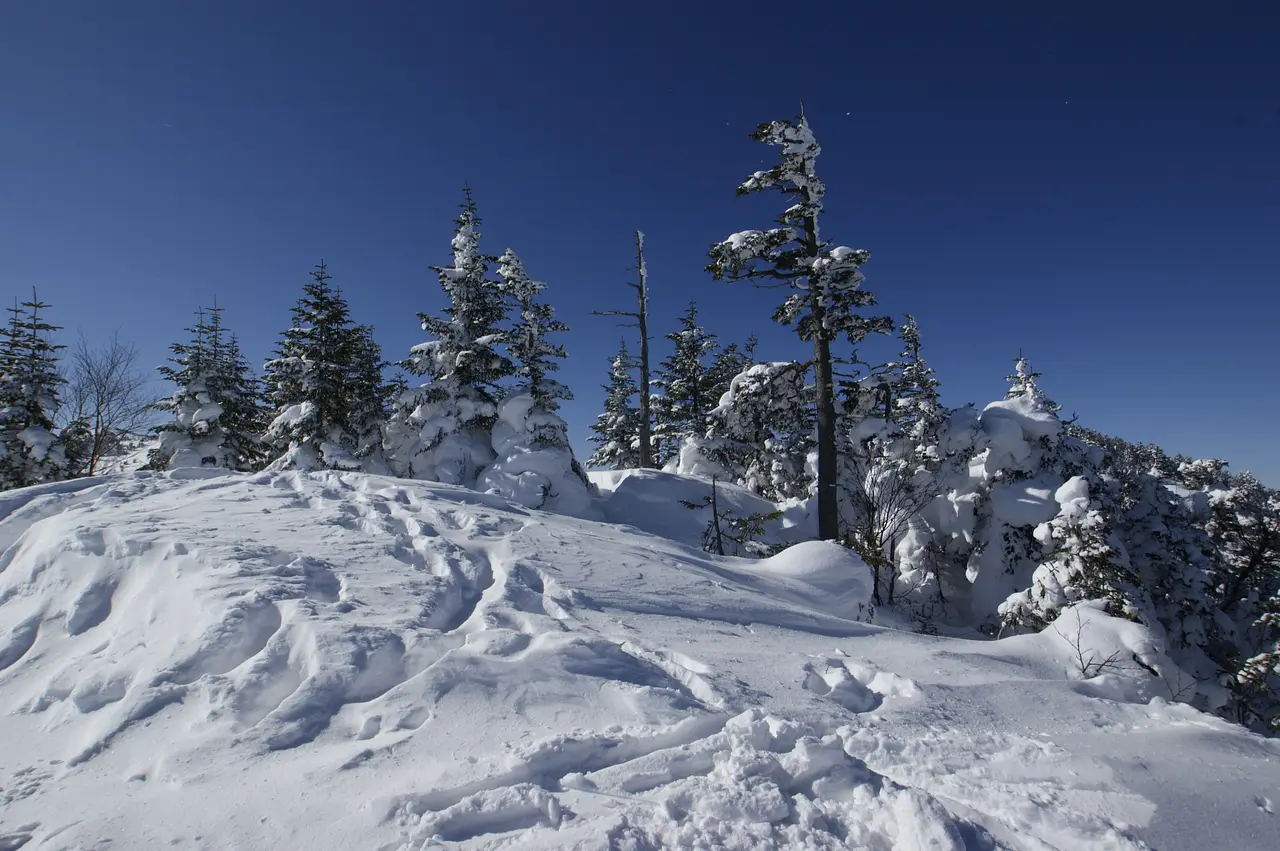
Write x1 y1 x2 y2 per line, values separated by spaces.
0 471 1277 850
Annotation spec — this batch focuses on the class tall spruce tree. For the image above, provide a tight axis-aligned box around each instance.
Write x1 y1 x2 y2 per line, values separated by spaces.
263 262 386 471
0 291 67 488
384 189 514 485
709 112 893 539
652 301 721 465
587 340 642 469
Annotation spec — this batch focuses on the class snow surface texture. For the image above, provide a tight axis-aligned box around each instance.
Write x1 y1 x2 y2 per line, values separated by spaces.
1 471 1277 850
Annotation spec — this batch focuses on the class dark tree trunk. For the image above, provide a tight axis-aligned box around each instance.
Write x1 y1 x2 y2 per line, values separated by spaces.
803 202 839 542
813 332 838 541
635 231 653 469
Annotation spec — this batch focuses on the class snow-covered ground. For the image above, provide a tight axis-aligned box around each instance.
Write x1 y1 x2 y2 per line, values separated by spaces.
0 470 1276 850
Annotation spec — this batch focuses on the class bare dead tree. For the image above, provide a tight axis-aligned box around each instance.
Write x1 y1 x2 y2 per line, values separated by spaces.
60 330 155 475
593 230 654 468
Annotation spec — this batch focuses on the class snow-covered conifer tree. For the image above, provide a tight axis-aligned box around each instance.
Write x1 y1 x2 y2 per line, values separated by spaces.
0 291 68 488
384 190 513 485
999 475 1146 630
263 262 386 471
587 341 642 469
1005 356 1060 414
478 250 592 514
652 302 721 465
708 112 893 539
1207 473 1279 616
894 315 946 473
345 326 395 469
150 306 267 471
695 361 814 500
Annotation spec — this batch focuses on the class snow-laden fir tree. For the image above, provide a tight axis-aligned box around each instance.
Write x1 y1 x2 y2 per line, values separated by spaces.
708 112 893 539
149 306 267 471
478 249 592 514
384 190 513 485
587 340 642 469
263 262 388 471
652 302 721 466
998 475 1146 631
682 360 814 501
0 291 68 488
893 315 946 473
1230 592 1279 732
1205 472 1280 728
1005 355 1060 414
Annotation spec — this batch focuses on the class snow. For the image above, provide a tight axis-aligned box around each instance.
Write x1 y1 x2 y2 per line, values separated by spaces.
989 477 1060 527
981 394 1062 443
590 467 800 549
0 470 1277 850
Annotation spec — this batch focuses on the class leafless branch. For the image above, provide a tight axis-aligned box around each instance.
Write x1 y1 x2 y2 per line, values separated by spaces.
1055 617 1126 678
60 330 157 475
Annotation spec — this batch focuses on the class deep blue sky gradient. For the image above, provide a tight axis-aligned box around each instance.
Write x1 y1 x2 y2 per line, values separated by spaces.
2 2 1277 482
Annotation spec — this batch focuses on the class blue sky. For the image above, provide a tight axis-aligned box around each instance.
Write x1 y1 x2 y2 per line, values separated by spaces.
2 2 1277 483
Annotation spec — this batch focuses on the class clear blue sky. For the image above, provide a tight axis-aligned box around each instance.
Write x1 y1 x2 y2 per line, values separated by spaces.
2 2 1277 483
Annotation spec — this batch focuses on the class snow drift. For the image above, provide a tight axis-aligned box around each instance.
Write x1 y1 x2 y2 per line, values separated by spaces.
0 471 1277 850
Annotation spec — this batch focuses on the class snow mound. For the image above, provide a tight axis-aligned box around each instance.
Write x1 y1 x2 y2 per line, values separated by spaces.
0 471 1277 850
742 540 874 620
590 467 805 548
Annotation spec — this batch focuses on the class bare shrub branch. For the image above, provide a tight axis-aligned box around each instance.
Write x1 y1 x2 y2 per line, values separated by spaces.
1054 616 1125 678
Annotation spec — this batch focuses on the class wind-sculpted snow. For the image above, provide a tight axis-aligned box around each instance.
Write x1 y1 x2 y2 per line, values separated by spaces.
0 470 1277 850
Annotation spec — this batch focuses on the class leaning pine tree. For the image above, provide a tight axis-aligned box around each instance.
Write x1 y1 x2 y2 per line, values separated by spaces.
478 249 592 513
708 111 893 540
587 340 642 470
384 189 514 485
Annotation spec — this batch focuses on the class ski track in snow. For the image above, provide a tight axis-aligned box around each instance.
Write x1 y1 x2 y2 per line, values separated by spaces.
0 470 1277 850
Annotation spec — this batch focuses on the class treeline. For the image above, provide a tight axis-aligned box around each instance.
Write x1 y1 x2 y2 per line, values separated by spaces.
1 111 1275 733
